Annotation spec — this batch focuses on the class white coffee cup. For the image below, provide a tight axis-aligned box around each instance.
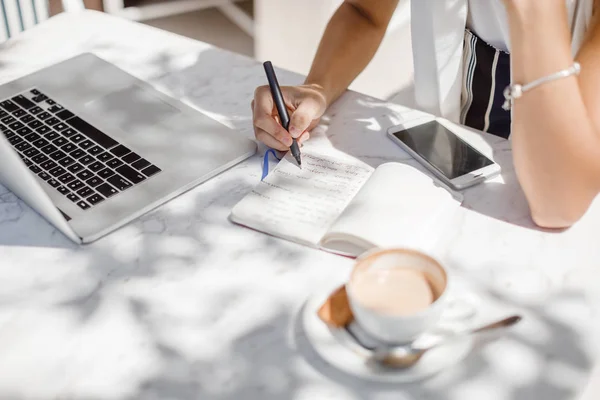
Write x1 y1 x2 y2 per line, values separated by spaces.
346 248 449 344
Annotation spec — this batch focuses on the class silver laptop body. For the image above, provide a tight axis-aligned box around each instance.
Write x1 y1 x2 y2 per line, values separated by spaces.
0 53 256 243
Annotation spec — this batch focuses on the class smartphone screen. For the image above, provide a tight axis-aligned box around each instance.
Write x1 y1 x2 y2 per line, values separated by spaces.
392 121 494 179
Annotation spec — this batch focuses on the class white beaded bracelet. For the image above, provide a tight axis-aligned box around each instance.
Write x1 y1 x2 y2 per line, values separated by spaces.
502 62 581 111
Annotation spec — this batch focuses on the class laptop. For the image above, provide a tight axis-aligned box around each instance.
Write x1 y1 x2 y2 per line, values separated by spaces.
0 53 257 243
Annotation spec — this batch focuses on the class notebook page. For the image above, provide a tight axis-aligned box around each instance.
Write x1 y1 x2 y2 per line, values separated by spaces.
321 163 462 254
230 151 373 246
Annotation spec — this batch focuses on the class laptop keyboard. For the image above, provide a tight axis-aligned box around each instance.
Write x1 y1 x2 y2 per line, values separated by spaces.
0 88 162 211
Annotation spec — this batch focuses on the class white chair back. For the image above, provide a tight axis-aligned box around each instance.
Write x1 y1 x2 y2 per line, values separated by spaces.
0 0 83 41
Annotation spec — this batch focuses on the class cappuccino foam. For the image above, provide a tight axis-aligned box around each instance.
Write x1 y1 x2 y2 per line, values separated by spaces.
350 267 435 316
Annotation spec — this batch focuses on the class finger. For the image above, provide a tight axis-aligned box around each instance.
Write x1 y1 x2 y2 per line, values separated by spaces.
253 86 274 117
297 130 310 144
254 115 293 147
255 128 290 151
289 99 320 138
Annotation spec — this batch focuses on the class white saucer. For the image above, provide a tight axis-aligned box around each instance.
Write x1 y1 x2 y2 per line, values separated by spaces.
302 287 474 383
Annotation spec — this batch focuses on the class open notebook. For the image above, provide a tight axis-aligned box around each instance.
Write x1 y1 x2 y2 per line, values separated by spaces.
230 150 463 257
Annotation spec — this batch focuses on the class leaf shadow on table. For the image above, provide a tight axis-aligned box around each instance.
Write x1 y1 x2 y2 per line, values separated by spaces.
0 41 593 400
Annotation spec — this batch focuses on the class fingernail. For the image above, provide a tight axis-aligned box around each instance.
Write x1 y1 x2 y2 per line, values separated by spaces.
285 137 293 146
289 126 301 138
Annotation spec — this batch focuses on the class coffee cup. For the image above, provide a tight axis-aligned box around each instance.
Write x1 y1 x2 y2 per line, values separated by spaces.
346 248 448 344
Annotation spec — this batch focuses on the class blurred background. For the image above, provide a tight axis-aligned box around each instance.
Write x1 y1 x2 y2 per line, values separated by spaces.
49 0 415 104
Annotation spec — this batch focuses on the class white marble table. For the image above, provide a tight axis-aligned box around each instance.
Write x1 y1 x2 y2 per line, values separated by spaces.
1 10 600 400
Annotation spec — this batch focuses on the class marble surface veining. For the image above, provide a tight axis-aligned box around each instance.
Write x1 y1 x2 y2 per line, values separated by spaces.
0 11 599 400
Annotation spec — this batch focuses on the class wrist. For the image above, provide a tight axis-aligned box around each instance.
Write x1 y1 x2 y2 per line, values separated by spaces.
303 78 338 107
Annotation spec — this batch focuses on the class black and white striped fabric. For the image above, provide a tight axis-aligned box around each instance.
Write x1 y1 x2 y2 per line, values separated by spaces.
0 0 50 41
461 29 512 139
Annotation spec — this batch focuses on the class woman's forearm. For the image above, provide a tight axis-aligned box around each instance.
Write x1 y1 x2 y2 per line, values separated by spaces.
505 0 600 227
305 1 398 107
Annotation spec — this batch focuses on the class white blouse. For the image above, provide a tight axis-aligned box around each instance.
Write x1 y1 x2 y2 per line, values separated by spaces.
467 0 581 53
410 0 593 123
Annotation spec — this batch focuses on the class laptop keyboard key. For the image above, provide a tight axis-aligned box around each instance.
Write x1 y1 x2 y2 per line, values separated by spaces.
116 165 145 184
54 123 68 132
37 112 51 120
32 138 49 148
52 137 68 147
49 166 66 177
46 99 56 105
107 175 132 191
58 173 75 184
13 109 25 117
57 186 69 195
58 156 75 167
97 183 118 198
77 200 90 210
0 100 19 112
40 160 57 170
76 187 93 197
29 165 41 174
29 106 43 115
56 110 74 120
35 125 49 134
141 165 161 177
70 149 86 159
28 118 43 127
88 145 103 156
97 168 114 179
66 116 118 149
67 163 84 173
122 152 140 164
88 161 104 172
32 154 48 164
47 178 60 188
38 171 50 181
4 131 14 139
20 114 34 124
23 132 40 142
0 110 6 118
131 158 151 171
87 194 104 205
67 180 85 191
12 95 35 109
76 170 93 180
79 140 93 150
17 127 33 136
79 155 94 165
97 152 114 162
15 141 31 152
61 143 76 153
45 117 60 126
110 145 130 157
8 121 24 130
48 105 63 113
67 193 79 202
45 131 59 141
41 144 58 154
86 176 102 187
1 116 15 124
32 94 47 103
23 158 32 166
49 150 67 161
8 135 22 145
62 128 76 137
70 134 84 143
106 158 123 169
23 148 40 158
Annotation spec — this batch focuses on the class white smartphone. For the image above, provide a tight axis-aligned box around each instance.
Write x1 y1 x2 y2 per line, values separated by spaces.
387 117 500 190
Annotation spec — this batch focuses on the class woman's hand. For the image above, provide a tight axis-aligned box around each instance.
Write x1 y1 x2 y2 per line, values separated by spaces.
251 84 327 151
